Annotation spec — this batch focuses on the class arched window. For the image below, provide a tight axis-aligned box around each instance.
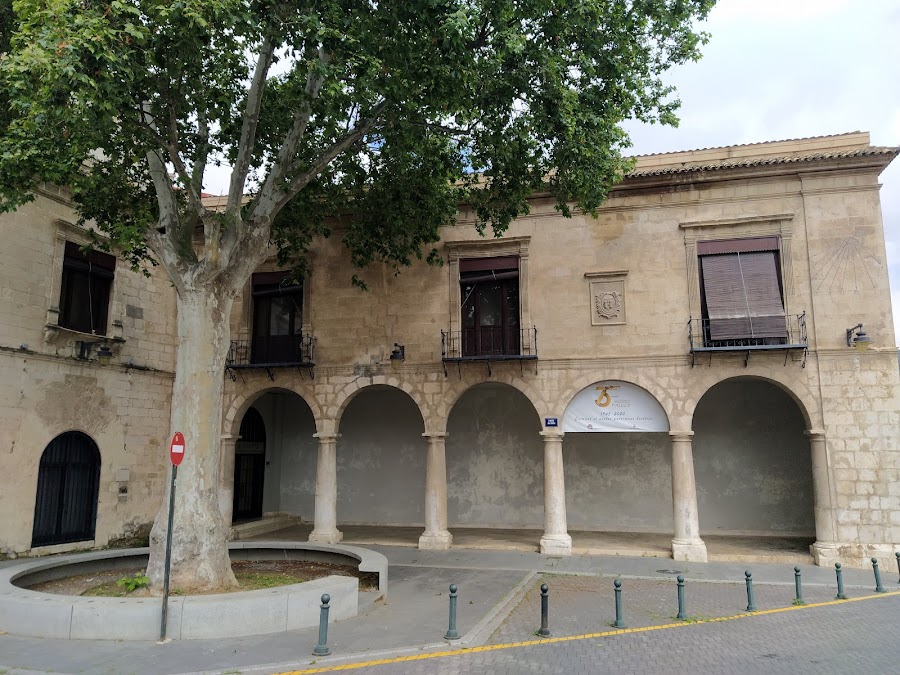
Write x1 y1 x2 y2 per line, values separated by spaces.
32 431 101 547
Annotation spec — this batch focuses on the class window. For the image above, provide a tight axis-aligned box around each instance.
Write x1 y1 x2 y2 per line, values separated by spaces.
58 241 115 335
460 256 520 356
697 237 787 344
32 431 101 547
250 271 304 364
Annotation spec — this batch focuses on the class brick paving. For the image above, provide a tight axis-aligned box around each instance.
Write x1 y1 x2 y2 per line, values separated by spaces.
488 573 849 642
346 593 900 674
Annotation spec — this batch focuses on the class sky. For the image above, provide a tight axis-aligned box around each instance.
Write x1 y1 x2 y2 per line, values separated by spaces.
623 0 900 345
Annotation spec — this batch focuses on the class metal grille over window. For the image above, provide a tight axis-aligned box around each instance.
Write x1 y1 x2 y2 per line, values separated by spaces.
31 431 101 547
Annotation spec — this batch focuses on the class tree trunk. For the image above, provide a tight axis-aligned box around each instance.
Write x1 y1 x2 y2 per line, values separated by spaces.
146 288 238 592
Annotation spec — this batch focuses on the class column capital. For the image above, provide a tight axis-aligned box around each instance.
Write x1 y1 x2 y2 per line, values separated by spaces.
669 431 694 441
313 432 341 441
540 430 565 440
805 429 826 438
423 431 449 439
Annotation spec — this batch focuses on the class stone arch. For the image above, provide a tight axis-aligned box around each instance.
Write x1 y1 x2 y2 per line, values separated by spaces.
223 384 323 439
562 379 670 432
557 371 676 431
691 375 815 537
444 381 544 531
331 379 428 434
689 374 814 431
432 376 544 434
333 382 429 528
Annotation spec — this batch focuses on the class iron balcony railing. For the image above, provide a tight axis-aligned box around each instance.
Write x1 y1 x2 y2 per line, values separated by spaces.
226 334 315 368
441 326 538 361
688 313 807 352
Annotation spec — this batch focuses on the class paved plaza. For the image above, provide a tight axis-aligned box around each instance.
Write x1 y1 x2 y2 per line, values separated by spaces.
1 546 898 674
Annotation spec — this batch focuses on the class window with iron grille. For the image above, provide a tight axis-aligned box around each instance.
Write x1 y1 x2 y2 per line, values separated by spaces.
32 431 101 547
460 256 520 356
698 237 787 344
250 271 303 364
59 241 115 335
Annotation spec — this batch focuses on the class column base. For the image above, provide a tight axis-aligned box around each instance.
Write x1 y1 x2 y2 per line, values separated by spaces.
418 530 453 550
309 529 343 544
540 533 572 556
672 538 708 562
811 541 840 567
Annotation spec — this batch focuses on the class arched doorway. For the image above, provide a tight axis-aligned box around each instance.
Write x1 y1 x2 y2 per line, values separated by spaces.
32 431 101 547
336 386 426 527
562 381 672 535
233 407 266 520
446 383 543 533
232 390 318 524
692 378 814 537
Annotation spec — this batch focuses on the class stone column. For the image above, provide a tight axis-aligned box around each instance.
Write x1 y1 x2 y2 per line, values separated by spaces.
670 431 707 562
540 430 572 555
807 429 839 566
309 433 343 544
218 435 238 536
419 432 453 550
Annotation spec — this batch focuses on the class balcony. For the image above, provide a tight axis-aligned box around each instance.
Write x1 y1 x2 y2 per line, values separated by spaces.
441 326 538 376
688 313 808 367
225 334 316 381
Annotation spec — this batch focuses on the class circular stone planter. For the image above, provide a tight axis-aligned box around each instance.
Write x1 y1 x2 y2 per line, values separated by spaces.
0 541 387 641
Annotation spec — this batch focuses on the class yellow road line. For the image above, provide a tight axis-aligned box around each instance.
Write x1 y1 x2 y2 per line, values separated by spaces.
274 590 900 674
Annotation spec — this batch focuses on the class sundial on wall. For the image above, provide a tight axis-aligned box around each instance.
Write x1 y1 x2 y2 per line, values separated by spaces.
810 236 882 293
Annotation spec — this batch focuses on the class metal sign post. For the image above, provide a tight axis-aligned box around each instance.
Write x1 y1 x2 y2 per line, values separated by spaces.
160 432 185 642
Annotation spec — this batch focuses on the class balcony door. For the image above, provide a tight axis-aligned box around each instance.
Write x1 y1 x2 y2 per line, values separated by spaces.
251 271 303 364
460 257 520 357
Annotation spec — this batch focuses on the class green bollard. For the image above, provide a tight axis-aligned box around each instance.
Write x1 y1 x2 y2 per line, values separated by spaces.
794 566 805 605
445 584 460 640
744 571 757 611
312 594 331 656
835 563 847 600
676 575 687 620
895 552 900 584
538 584 550 637
872 557 886 593
613 579 625 628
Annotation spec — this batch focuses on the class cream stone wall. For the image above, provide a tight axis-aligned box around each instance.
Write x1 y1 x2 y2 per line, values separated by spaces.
0 188 176 556
222 133 900 568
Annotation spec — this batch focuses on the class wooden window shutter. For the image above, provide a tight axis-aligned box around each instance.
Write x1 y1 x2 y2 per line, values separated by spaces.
701 251 786 340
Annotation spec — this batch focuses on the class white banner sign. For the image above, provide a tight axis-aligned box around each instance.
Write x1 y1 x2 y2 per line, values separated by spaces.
562 381 669 432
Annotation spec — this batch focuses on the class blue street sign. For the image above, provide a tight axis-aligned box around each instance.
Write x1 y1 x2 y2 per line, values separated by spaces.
545 418 559 427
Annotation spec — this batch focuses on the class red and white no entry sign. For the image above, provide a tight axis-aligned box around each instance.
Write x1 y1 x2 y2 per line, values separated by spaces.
169 432 185 466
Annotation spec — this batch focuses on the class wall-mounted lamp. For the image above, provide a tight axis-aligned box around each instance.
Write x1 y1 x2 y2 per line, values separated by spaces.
389 343 406 362
77 341 114 365
846 324 872 353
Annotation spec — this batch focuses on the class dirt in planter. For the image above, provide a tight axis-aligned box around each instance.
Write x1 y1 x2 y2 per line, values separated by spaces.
26 560 379 597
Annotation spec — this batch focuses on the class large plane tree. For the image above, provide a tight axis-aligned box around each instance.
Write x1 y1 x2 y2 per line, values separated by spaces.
0 0 715 591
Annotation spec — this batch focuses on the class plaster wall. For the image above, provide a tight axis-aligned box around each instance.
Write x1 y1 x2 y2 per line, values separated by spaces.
564 433 673 532
446 384 544 528
693 379 814 536
335 387 426 526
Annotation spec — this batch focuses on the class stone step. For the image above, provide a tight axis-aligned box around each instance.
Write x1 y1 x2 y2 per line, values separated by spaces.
231 514 303 540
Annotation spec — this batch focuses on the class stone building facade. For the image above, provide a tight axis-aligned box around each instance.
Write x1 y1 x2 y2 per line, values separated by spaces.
2 132 899 569
0 187 176 557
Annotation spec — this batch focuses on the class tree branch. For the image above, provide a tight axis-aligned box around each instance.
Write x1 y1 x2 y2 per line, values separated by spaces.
248 45 331 224
266 100 387 218
226 35 275 215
